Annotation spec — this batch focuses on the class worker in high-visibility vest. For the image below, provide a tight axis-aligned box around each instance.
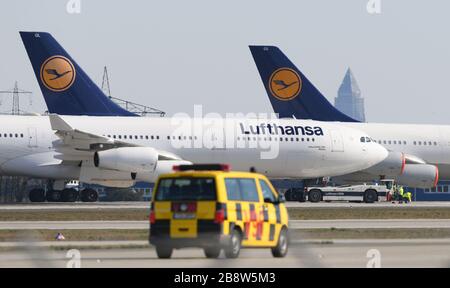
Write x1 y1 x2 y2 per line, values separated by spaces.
403 190 412 203
397 185 404 202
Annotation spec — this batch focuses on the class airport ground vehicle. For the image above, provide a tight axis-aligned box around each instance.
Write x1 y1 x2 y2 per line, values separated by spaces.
304 179 394 203
149 164 289 259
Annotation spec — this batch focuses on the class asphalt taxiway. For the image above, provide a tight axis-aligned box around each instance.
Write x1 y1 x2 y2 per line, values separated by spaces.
1 219 449 230
1 201 450 210
0 240 449 268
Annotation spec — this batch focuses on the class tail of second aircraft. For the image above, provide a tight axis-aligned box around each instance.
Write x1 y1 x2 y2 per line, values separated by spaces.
20 32 136 116
249 46 358 122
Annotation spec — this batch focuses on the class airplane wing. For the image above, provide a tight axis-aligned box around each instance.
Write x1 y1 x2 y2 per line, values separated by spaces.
49 114 181 161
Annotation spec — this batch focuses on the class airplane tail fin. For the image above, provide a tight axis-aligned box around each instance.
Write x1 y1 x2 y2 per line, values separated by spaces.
249 45 358 122
20 31 136 116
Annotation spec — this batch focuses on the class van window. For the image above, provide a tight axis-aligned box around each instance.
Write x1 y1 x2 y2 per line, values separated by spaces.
155 177 216 201
239 178 259 202
259 180 276 202
225 178 241 201
224 178 260 202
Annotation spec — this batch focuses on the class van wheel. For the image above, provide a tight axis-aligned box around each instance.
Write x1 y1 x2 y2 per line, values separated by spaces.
271 228 289 258
309 189 322 203
204 247 221 258
224 230 241 259
364 189 378 203
155 246 173 259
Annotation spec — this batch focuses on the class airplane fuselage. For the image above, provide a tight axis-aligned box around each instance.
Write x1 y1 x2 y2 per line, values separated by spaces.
0 115 386 184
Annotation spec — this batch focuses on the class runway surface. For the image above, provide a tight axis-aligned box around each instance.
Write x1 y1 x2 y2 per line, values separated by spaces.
1 201 450 210
1 240 449 268
1 219 450 230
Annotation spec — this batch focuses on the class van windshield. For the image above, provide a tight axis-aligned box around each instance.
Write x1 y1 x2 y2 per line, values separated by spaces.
155 177 216 201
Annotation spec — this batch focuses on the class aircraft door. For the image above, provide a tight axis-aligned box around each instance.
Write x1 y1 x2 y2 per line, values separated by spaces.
27 127 38 148
330 130 344 152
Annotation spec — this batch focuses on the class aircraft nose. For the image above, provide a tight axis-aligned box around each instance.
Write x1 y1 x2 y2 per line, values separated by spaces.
368 142 389 166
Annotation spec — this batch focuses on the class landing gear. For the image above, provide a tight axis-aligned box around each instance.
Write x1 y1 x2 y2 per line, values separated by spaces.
61 188 79 202
29 188 46 202
80 188 98 202
45 190 62 202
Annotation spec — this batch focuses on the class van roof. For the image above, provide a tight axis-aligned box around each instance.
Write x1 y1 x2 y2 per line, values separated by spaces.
158 170 266 179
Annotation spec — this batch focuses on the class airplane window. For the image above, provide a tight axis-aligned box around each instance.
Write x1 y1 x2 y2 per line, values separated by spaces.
296 138 299 142
9 134 12 137
388 141 391 145
424 142 427 146
118 135 122 139
378 140 382 144
189 136 192 140
124 135 127 139
179 136 182 140
306 138 310 142
418 141 422 145
360 137 365 143
134 136 138 139
280 138 283 142
157 136 160 140
3 134 6 137
290 138 294 142
302 138 304 142
434 142 437 145
383 140 386 144
403 141 407 145
151 136 155 140
393 141 397 145
413 141 416 145
312 138 315 142
184 136 187 140
429 141 432 145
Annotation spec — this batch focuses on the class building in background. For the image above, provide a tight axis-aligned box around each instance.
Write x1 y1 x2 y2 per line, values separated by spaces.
334 68 366 122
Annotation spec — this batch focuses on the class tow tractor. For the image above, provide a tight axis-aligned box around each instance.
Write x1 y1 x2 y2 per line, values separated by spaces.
304 179 395 203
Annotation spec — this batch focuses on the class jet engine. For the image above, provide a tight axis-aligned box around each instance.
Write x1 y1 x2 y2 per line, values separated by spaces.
363 151 405 176
94 147 158 173
396 164 439 189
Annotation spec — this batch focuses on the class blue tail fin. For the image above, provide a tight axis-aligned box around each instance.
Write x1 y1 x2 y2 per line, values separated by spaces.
249 46 358 122
20 32 137 116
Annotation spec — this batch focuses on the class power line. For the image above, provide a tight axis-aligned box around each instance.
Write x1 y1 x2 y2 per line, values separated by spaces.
0 81 32 115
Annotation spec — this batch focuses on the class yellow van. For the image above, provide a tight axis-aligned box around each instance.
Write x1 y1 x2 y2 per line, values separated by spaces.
149 164 289 259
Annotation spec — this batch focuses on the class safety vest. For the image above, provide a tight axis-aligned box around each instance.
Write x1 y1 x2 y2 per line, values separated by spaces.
398 187 404 196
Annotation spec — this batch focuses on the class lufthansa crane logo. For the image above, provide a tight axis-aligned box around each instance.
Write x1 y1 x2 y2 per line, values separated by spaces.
40 56 76 92
269 68 302 101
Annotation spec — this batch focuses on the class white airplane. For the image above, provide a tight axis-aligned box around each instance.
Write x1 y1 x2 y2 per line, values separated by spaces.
13 32 388 202
0 114 387 202
250 45 445 188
